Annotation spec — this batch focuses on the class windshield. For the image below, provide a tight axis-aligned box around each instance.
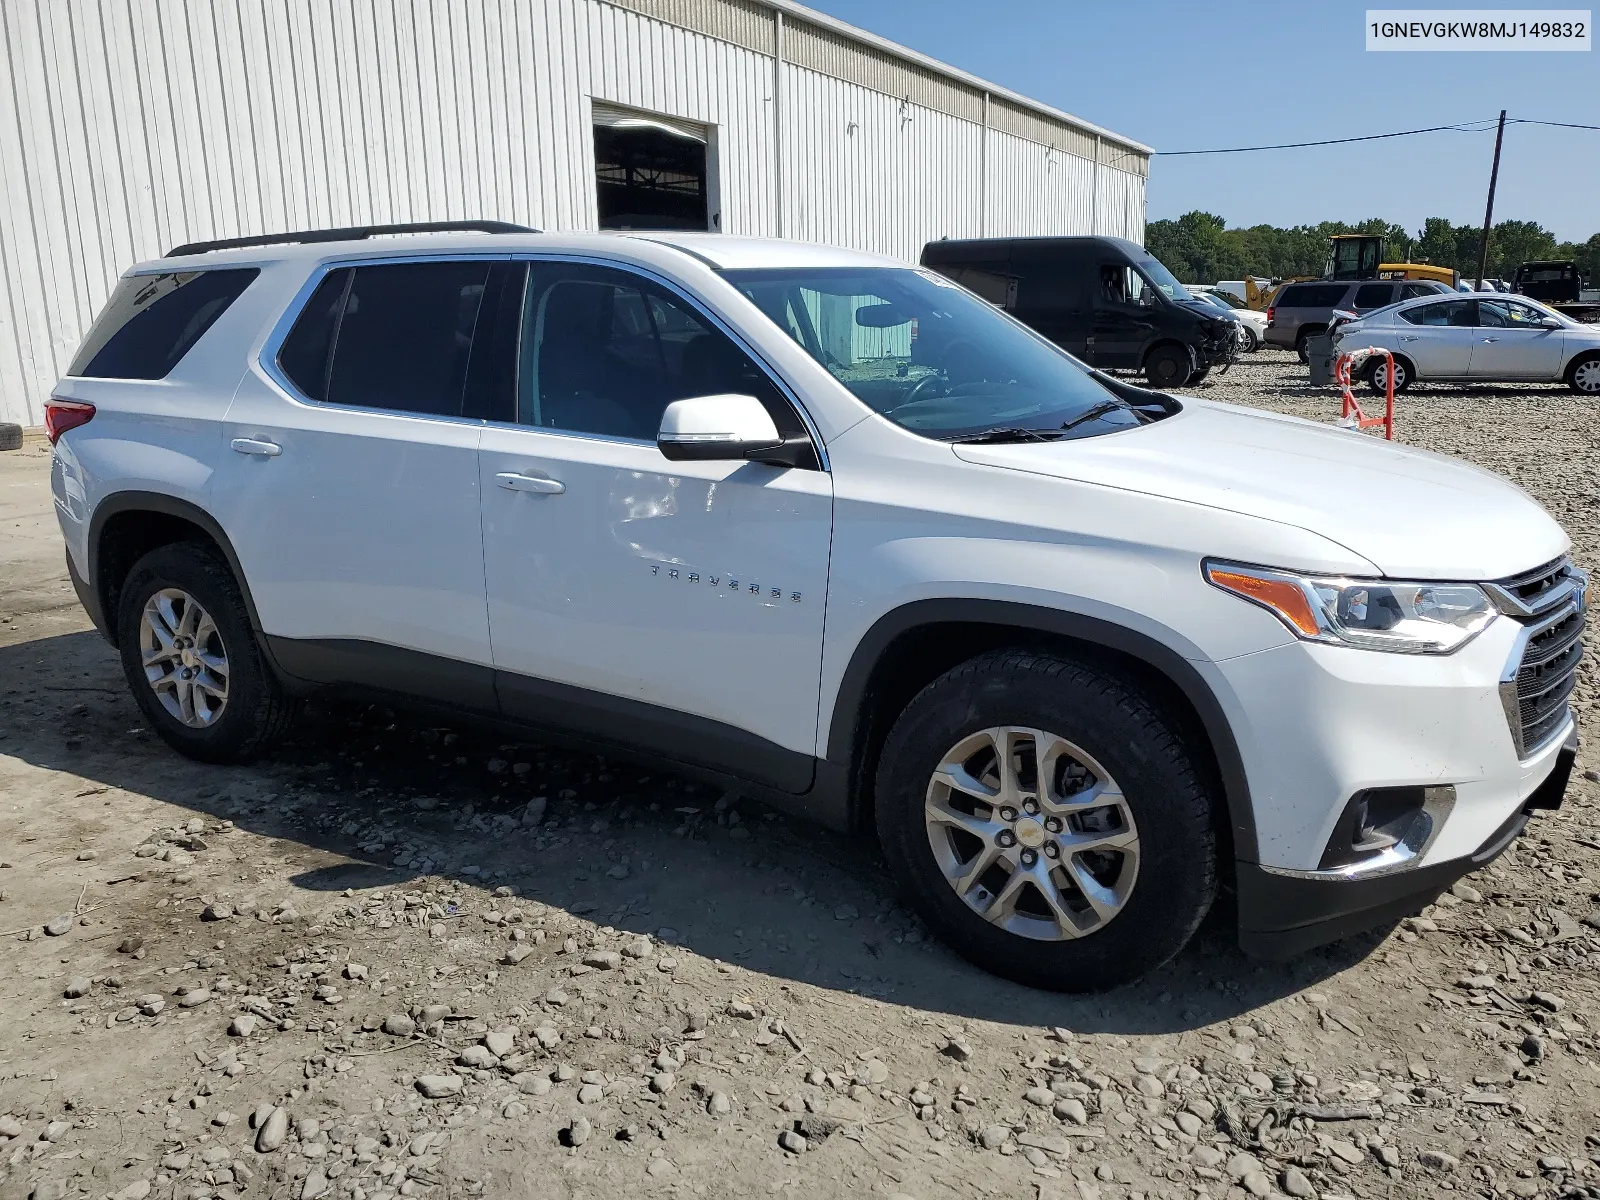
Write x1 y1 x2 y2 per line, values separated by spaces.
1136 256 1193 302
722 267 1145 440
1209 290 1245 309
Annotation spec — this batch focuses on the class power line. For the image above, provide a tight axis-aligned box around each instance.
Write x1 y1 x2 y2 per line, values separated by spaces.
1154 119 1504 156
1510 117 1600 131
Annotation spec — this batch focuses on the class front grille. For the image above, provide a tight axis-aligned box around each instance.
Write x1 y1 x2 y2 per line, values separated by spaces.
1493 557 1587 758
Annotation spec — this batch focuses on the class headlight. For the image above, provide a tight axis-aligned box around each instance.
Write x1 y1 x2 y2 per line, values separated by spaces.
1204 561 1497 654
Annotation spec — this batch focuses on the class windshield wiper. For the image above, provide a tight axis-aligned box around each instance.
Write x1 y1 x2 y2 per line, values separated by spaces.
1057 399 1146 433
943 426 1064 444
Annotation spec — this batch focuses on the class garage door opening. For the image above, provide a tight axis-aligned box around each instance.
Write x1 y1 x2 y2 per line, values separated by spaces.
593 102 712 231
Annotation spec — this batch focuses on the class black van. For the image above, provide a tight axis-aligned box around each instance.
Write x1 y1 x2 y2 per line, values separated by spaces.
920 236 1237 388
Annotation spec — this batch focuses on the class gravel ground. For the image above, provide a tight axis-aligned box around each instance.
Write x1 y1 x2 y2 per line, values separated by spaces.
0 356 1597 1200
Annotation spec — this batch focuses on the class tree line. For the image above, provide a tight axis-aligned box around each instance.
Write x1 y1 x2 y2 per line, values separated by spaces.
1145 211 1600 285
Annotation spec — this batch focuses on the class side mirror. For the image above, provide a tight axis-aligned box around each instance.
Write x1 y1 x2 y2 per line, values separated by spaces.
1539 317 1562 329
657 394 783 463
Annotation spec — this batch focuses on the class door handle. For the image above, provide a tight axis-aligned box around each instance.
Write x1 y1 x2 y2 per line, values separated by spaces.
1480 337 1499 343
230 437 282 457
1398 335 1419 342
496 471 565 495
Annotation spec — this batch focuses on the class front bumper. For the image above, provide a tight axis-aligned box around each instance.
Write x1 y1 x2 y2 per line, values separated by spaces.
1238 727 1575 957
1200 333 1239 369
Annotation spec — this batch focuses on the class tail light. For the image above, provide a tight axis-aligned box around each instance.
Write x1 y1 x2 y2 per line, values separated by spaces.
45 398 96 444
1266 306 1275 324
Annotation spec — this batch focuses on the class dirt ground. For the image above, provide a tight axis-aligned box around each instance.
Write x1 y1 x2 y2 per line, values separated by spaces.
2 351 1598 1200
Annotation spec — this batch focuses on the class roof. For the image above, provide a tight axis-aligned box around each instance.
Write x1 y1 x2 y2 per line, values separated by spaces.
622 233 898 270
142 230 902 276
768 0 1153 157
602 0 1151 166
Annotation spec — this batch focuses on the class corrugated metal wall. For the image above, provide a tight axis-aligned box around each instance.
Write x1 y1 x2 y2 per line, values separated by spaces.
0 0 1147 428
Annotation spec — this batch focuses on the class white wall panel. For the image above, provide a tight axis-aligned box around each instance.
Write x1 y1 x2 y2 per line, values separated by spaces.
781 66 982 263
0 0 1144 428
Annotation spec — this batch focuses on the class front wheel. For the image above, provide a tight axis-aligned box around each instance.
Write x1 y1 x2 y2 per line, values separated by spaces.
1568 352 1600 395
874 650 1219 992
116 542 298 763
1144 345 1192 389
1240 326 1259 353
1367 355 1412 394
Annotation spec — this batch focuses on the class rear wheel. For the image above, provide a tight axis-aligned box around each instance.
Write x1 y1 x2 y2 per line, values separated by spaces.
1144 345 1192 389
1568 352 1600 395
115 542 297 763
1367 355 1412 394
874 650 1219 992
1295 328 1322 363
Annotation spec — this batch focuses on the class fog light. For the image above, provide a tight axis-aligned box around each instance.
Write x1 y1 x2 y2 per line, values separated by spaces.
1318 785 1455 872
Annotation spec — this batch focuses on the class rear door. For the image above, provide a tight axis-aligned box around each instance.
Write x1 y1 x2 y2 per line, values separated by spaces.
1468 298 1567 379
214 258 502 706
1351 282 1396 314
1393 298 1476 378
1009 242 1090 358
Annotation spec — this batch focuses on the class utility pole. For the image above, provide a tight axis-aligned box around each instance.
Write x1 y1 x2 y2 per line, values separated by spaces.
1475 110 1507 287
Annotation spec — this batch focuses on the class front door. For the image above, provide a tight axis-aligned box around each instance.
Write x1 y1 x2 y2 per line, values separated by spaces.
1090 264 1159 369
478 260 832 792
1393 298 1477 378
215 259 500 706
1468 298 1567 379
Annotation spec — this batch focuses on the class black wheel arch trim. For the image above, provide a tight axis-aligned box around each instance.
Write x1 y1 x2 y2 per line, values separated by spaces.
87 491 266 650
826 598 1260 864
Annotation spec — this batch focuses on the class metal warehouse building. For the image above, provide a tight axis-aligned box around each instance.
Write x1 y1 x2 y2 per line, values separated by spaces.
0 0 1151 429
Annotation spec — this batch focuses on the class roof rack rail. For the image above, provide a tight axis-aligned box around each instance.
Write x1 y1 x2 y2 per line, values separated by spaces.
165 220 539 258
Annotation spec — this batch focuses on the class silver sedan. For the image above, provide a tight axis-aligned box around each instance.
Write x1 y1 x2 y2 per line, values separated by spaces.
1332 293 1600 394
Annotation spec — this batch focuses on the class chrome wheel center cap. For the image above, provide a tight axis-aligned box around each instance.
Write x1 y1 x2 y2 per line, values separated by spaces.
1014 817 1046 850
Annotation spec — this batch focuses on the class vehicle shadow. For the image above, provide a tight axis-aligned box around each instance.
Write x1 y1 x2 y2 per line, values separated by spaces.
1 630 1392 1037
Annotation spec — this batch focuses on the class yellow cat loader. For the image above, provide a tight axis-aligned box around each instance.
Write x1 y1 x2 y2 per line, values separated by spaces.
1326 234 1459 288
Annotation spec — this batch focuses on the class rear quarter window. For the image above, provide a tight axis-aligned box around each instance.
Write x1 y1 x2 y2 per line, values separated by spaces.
1279 284 1346 308
68 268 260 379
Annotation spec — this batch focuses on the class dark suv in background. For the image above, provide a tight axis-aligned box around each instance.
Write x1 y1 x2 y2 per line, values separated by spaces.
1266 279 1451 360
921 236 1237 389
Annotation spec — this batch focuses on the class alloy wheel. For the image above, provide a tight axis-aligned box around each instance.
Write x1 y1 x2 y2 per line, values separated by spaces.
924 726 1140 941
139 588 230 728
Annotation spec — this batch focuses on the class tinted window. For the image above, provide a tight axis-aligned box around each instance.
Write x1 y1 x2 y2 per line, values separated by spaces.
942 264 1019 309
1278 284 1346 308
1399 283 1437 300
1401 300 1474 327
517 263 792 442
1353 283 1394 309
278 262 490 415
1008 246 1082 313
70 268 259 379
1478 299 1548 328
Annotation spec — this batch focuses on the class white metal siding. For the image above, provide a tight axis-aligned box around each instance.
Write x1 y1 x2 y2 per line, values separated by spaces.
0 0 1145 428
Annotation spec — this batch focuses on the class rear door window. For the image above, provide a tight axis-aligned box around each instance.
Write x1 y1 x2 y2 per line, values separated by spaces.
277 261 491 416
1279 284 1346 308
1401 300 1473 326
1353 283 1394 309
69 268 259 379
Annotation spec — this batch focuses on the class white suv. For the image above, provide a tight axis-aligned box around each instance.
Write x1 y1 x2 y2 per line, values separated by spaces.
48 223 1584 991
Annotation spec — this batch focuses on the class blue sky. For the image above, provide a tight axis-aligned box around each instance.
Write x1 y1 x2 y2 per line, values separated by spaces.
804 0 1599 242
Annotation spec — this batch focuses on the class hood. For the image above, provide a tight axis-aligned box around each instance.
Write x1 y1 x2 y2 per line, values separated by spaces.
952 398 1567 580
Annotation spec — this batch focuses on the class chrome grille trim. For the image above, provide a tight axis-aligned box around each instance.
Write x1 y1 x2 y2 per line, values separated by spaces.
1495 557 1586 760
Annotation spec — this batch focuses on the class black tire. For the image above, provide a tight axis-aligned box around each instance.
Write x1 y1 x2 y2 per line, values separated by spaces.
1143 345 1192 389
874 650 1218 992
1238 326 1258 353
0 422 22 451
115 542 297 763
1366 355 1412 395
1294 329 1321 364
1567 351 1600 395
